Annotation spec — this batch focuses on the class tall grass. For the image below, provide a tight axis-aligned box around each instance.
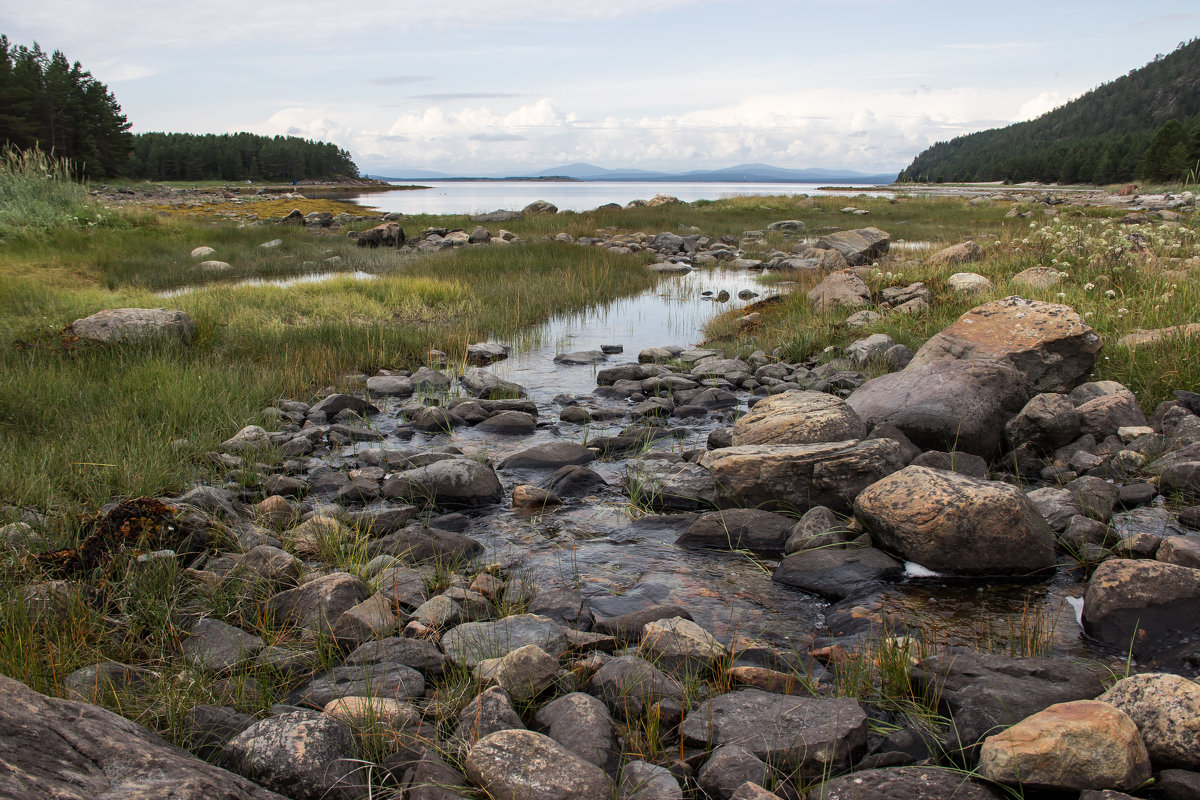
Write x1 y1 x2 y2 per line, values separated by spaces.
0 147 109 239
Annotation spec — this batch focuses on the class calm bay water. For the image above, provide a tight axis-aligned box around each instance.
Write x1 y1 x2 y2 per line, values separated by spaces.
344 180 890 215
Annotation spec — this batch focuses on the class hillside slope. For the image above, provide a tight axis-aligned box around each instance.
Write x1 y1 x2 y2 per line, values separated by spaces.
898 39 1200 184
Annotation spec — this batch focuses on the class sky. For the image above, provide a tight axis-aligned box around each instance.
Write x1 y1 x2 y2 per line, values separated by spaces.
3 1 1197 177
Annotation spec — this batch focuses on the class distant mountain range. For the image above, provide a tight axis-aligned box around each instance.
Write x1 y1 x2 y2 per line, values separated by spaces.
368 162 897 184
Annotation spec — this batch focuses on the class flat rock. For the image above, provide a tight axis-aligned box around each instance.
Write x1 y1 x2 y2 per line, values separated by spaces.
697 439 906 514
807 766 1004 799
500 442 595 470
381 458 503 508
814 227 891 266
681 689 868 773
0 675 286 800
773 547 903 600
676 509 796 552
625 457 717 511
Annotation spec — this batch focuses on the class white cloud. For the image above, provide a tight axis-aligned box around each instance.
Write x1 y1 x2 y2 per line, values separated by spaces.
1014 91 1071 121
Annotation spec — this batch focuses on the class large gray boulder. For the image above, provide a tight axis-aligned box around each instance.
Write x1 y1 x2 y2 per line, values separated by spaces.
1099 673 1200 770
814 227 891 265
807 270 871 312
854 466 1057 576
381 458 503 508
681 689 868 773
731 391 866 446
0 675 286 800
697 439 906 514
847 359 1032 459
907 296 1101 393
70 307 197 345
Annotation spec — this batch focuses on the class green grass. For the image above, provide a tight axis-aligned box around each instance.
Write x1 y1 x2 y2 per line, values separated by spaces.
0 147 111 240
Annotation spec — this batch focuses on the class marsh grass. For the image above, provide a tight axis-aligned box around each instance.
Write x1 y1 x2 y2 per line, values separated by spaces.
0 147 111 239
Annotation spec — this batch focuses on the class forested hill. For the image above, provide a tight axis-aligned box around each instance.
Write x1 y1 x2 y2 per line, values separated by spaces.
898 38 1200 185
125 132 359 182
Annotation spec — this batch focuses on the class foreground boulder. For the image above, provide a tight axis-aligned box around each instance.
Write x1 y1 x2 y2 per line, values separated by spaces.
1083 558 1200 664
908 296 1101 393
69 307 197 345
0 675 286 799
352 221 405 247
381 458 503 508
808 766 1003 799
847 359 1031 458
697 439 906 514
977 700 1151 792
854 466 1057 576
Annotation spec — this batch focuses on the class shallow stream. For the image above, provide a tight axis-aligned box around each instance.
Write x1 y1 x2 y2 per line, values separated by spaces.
328 264 1098 660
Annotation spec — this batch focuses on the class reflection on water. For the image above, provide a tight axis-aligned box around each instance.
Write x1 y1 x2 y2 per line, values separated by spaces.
346 180 892 215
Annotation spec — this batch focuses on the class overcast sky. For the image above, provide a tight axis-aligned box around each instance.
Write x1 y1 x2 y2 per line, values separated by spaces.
4 1 1196 176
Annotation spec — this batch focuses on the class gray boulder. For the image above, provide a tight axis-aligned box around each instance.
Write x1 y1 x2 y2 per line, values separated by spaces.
381 458 503 508
69 307 197 345
814 227 891 265
220 712 361 799
465 729 611 800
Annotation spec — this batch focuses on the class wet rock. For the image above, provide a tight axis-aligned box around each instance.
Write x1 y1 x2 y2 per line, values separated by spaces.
698 439 906 514
848 359 1032 459
681 689 868 773
513 484 561 509
587 655 685 721
675 508 796 552
784 505 849 553
381 458 503 508
266 572 371 636
773 546 903 600
458 367 526 398
467 342 509 365
0 675 285 800
814 227 891 265
731 390 865 446
625 457 717 511
465 729 611 800
909 652 1108 751
855 466 1056 576
908 296 1101 393
69 307 197 345
594 603 693 642
441 614 567 668
500 442 596 470
1082 558 1200 662
977 700 1151 792
555 350 608 365
220 711 362 799
807 766 1004 799
535 692 618 770
542 465 608 497
476 410 537 435
410 366 452 392
367 375 414 397
308 393 379 419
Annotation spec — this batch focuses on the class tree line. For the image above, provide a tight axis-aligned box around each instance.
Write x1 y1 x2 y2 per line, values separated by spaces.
899 39 1200 185
0 35 360 181
0 36 131 177
126 132 359 182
